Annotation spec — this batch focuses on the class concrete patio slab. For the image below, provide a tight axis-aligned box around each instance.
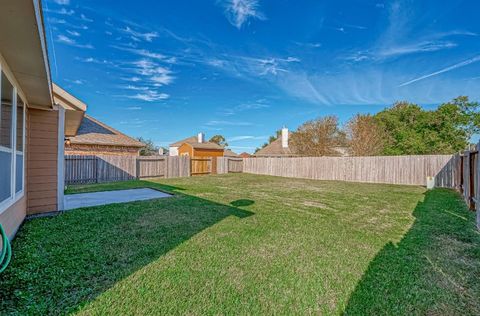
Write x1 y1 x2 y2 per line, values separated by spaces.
64 188 172 210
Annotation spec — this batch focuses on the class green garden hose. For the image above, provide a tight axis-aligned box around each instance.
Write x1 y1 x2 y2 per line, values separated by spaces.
0 224 12 273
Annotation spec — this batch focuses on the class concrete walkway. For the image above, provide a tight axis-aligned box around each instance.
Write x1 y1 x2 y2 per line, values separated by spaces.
64 188 172 210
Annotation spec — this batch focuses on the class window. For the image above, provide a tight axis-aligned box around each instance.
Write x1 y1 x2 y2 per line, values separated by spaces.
0 71 13 204
0 68 26 211
16 96 25 194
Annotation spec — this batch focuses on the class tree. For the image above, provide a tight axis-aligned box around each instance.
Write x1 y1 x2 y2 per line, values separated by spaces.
137 137 159 156
209 135 228 147
254 130 281 153
374 97 480 155
346 114 386 156
290 116 344 156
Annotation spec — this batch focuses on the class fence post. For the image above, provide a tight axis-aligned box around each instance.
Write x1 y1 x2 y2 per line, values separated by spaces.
469 152 475 210
94 156 98 183
136 158 140 180
477 141 480 229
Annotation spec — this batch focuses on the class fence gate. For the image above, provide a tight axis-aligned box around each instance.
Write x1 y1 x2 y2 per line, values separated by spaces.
190 157 212 176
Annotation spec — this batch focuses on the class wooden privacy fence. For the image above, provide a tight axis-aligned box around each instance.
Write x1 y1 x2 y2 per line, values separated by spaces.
190 158 212 176
217 157 244 174
243 155 453 186
65 155 190 184
455 145 479 216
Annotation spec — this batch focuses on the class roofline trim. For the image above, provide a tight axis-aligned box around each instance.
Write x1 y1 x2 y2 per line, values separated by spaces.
33 0 53 107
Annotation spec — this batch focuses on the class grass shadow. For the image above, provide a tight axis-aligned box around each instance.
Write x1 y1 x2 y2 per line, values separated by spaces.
0 181 254 315
230 199 255 207
344 189 480 315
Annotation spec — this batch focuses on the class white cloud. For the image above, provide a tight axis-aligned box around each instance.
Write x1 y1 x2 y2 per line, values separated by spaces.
112 46 176 63
57 35 93 49
80 14 94 22
45 8 74 15
294 41 322 48
131 59 174 86
221 99 269 115
67 79 84 85
66 30 81 37
399 55 480 87
122 26 158 42
75 57 115 66
128 91 169 101
48 18 67 24
205 54 300 77
57 34 75 45
378 41 457 58
126 106 142 110
229 135 267 142
220 0 266 29
53 0 70 5
122 76 142 82
206 120 253 126
123 85 149 91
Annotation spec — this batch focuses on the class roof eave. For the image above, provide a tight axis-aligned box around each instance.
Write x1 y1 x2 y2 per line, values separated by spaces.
0 0 53 109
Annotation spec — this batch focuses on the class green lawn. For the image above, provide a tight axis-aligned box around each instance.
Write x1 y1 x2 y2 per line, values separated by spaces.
1 174 479 315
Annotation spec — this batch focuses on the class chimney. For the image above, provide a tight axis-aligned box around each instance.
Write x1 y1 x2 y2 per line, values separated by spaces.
281 127 289 148
197 132 205 143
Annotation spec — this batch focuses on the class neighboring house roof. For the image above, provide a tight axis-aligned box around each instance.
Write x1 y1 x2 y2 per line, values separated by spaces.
170 136 198 147
255 138 298 157
239 152 251 158
224 149 239 157
68 115 145 148
184 142 224 150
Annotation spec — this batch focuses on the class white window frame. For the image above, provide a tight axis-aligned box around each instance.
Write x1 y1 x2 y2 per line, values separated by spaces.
0 63 26 215
15 94 26 196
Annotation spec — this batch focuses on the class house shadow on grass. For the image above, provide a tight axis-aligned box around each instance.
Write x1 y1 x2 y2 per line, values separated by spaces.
343 189 480 315
0 183 254 315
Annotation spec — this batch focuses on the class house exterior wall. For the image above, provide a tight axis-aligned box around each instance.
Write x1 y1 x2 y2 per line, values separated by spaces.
192 148 224 158
0 55 29 239
0 108 27 239
27 108 59 215
0 196 26 239
65 144 140 156
178 143 194 157
169 146 179 156
178 144 224 158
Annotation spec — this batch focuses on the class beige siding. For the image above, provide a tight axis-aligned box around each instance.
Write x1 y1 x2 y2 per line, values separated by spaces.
27 108 58 214
0 197 26 239
0 108 28 238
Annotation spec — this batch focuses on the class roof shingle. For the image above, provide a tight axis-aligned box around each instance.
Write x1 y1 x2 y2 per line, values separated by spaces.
254 138 298 157
68 115 145 148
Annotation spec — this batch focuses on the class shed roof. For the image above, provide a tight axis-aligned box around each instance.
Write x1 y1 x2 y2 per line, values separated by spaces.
171 136 224 151
186 142 224 150
68 115 145 148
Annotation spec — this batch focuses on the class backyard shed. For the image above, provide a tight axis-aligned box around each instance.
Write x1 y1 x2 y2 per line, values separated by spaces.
178 142 224 158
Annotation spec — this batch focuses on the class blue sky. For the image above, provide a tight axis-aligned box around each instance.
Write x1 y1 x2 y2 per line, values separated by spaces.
43 0 480 152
